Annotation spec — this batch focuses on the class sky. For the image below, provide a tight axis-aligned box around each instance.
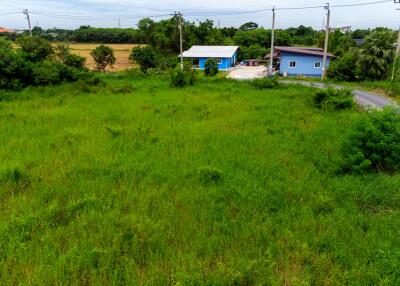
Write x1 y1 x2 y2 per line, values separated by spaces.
1 0 399 30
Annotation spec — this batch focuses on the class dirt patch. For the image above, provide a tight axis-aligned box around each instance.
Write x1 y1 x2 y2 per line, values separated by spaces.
228 66 267 80
57 43 141 71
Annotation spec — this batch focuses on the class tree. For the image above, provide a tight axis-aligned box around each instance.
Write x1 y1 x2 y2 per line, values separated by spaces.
204 58 219 76
357 29 396 80
239 44 268 60
239 22 259 31
90 45 116 72
322 30 356 56
16 36 53 62
352 29 370 39
55 44 86 69
129 46 159 73
327 50 359 81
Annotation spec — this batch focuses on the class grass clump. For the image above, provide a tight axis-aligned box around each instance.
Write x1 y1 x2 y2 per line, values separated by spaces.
170 67 197 88
314 88 354 110
0 167 31 199
197 166 223 185
342 107 400 174
252 77 279 89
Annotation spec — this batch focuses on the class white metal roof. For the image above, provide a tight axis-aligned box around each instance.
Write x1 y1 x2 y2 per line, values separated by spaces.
182 46 239 58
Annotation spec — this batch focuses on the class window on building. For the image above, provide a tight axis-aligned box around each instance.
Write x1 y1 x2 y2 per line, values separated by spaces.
289 61 296 68
314 62 321 68
216 58 222 64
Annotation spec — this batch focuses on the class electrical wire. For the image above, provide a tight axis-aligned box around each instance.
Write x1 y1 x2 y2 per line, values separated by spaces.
2 0 395 21
183 0 393 16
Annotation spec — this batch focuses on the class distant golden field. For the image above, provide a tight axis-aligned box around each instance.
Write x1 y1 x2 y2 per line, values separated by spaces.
56 43 142 71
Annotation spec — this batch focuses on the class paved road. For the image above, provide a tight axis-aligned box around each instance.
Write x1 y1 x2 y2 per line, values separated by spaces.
280 80 397 109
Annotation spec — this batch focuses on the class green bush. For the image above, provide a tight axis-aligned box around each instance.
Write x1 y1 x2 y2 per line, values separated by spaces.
63 54 86 69
170 67 197 88
314 88 354 110
0 41 35 90
16 36 53 62
327 50 359 82
342 108 400 174
204 58 219 77
0 38 87 90
33 60 64 85
252 77 279 89
129 46 160 73
90 45 116 72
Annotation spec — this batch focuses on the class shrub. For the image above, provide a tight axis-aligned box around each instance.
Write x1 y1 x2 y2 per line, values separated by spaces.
0 37 12 50
204 58 219 77
342 108 400 174
32 60 64 85
129 46 160 73
252 77 279 89
314 88 354 110
63 54 86 69
90 45 116 72
16 36 53 62
170 67 197 88
0 44 35 90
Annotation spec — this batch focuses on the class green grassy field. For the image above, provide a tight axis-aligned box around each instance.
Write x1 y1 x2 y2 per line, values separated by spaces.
1 73 399 285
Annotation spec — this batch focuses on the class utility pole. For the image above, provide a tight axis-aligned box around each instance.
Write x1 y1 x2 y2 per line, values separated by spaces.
269 7 276 75
321 3 330 80
23 9 32 37
391 26 400 81
118 19 121 28
176 12 184 71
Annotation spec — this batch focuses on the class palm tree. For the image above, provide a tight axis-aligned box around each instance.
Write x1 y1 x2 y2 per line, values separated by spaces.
358 29 396 81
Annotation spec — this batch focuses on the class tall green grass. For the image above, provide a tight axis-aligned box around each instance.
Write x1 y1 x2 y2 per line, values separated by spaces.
0 74 399 285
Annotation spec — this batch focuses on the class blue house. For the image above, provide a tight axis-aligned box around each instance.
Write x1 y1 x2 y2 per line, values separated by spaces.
275 46 335 77
182 46 239 70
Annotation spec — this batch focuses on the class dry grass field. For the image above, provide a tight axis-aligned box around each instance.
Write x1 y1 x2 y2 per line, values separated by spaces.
59 43 141 71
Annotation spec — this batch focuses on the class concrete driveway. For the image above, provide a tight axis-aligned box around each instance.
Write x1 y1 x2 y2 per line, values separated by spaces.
228 66 267 80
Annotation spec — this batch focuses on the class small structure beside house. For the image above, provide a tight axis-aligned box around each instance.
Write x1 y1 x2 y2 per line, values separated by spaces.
182 46 239 70
272 46 335 78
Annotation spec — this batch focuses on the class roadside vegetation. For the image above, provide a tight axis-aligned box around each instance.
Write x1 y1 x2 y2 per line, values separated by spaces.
1 73 400 284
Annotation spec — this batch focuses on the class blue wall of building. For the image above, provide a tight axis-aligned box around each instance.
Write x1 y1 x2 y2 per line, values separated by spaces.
279 52 331 77
196 52 237 70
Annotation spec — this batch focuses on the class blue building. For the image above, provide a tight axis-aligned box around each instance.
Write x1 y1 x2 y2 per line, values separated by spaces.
275 46 335 77
182 46 239 70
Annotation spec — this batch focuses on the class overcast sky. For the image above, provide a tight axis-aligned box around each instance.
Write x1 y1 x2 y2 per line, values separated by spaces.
1 0 399 30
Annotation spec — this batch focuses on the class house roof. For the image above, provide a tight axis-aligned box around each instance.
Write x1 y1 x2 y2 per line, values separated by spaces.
274 46 336 58
0 27 15 33
182 46 239 58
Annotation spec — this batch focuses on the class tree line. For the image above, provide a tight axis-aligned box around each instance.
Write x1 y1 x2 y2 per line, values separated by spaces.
1 17 398 82
14 18 385 60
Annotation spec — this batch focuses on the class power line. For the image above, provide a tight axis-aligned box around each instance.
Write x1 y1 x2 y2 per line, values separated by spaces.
182 0 393 16
0 11 21 16
29 11 171 21
5 0 393 21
